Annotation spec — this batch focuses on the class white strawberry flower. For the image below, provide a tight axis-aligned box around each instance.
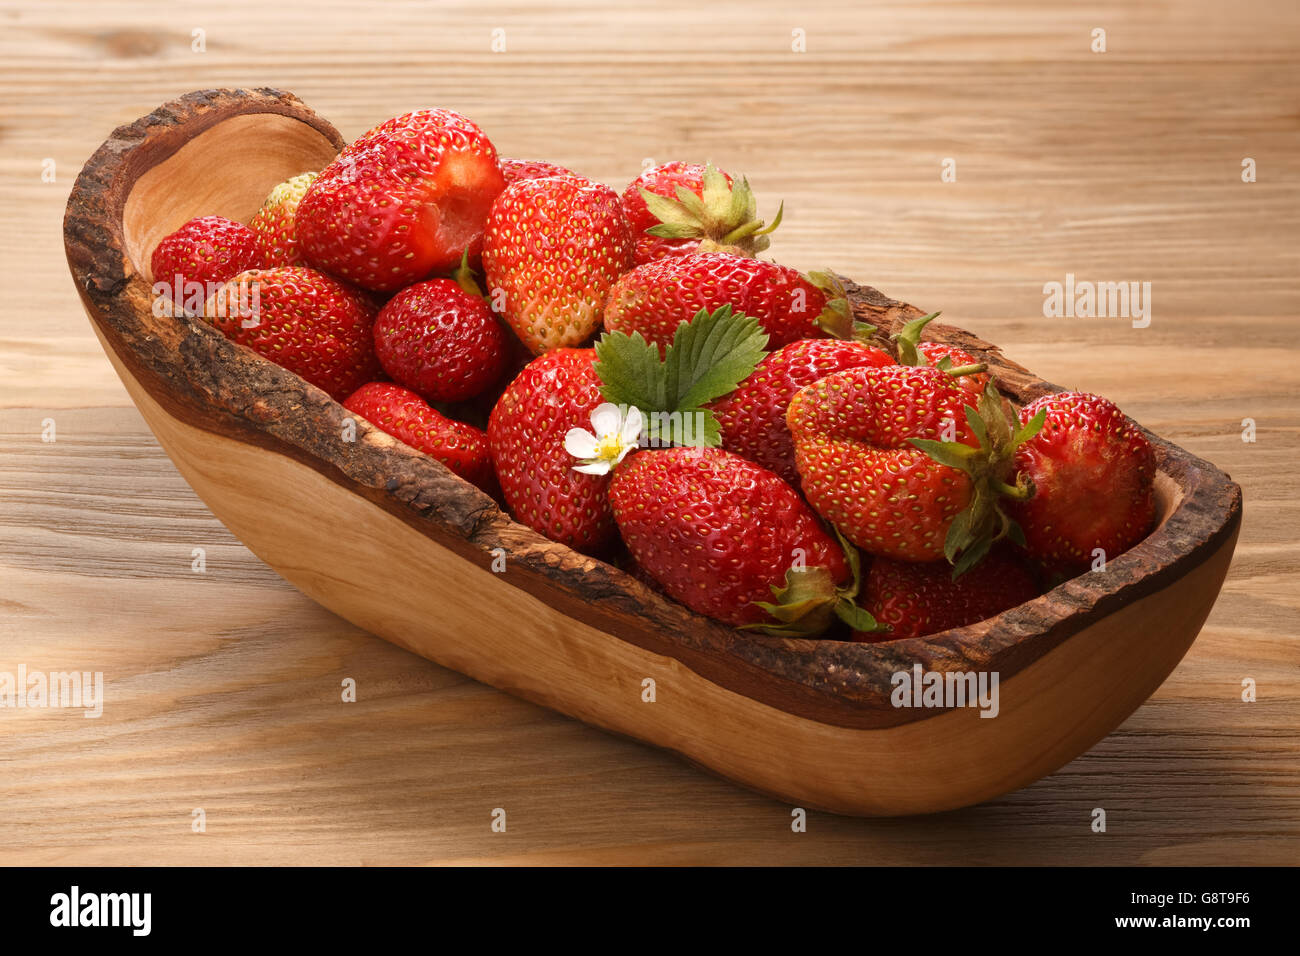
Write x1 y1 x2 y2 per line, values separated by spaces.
565 403 644 475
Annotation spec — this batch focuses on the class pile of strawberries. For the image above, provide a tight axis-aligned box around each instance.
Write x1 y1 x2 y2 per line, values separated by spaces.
151 107 1157 641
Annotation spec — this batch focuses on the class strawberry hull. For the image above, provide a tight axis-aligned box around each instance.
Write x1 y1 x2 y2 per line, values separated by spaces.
65 88 1243 816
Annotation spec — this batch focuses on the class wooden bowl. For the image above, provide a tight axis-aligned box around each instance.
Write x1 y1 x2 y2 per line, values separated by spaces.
64 88 1242 816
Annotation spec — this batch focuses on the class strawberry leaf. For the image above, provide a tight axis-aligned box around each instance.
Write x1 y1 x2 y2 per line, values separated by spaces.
666 305 769 410
594 330 669 411
594 305 768 449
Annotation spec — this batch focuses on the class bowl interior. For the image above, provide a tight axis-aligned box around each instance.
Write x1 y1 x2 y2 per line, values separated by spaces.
122 113 340 282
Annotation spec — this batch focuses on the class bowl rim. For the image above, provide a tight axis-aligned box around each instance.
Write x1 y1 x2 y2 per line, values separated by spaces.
63 87 1243 732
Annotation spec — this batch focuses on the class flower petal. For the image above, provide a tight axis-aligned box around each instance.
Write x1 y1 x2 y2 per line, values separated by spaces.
571 460 612 476
563 427 598 459
589 402 623 439
620 405 645 446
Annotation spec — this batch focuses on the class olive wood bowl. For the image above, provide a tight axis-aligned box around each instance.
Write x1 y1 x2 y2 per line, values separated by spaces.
63 88 1242 815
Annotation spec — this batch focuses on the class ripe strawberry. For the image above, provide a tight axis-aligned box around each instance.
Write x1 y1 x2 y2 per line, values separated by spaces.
917 341 989 398
500 158 576 185
710 338 895 485
1007 391 1157 571
854 549 1041 641
150 216 263 308
787 364 1042 570
374 278 509 402
296 109 506 292
603 252 831 355
622 162 781 264
202 267 381 401
487 348 618 552
481 175 634 354
343 382 494 491
608 448 862 631
884 310 990 398
249 171 317 267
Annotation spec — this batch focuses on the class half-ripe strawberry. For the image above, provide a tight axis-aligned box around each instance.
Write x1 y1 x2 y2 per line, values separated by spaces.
603 252 830 355
500 158 576 185
249 171 318 267
343 382 494 491
296 109 506 292
374 278 509 403
710 338 896 485
487 348 618 552
1007 391 1157 572
481 175 634 354
202 267 381 401
608 448 856 630
150 216 263 309
854 548 1042 641
622 162 781 264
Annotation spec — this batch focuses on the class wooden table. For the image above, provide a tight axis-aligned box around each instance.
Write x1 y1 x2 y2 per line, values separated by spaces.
1 0 1296 865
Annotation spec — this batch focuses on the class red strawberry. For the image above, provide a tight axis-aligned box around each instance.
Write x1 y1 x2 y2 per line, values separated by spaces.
374 278 509 402
343 382 494 491
296 109 506 292
500 158 576 185
202 267 381 401
855 549 1041 641
481 175 634 354
487 348 618 552
608 448 858 631
603 252 830 355
787 364 1040 570
1007 391 1157 571
249 172 317 267
710 338 895 485
918 341 989 399
150 216 263 308
621 162 780 264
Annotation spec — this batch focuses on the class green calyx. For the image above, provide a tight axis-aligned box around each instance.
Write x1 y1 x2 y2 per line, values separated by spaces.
451 248 483 297
907 381 1046 577
743 528 888 638
805 270 877 342
892 311 943 367
593 305 768 449
639 162 783 257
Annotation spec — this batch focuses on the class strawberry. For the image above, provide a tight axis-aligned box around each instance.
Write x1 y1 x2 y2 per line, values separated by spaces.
609 448 870 633
344 383 494 491
373 278 509 402
603 252 837 355
1007 391 1157 571
487 348 619 552
855 549 1041 641
622 162 781 264
918 341 989 399
296 109 506 292
202 266 381 401
481 174 634 354
710 338 895 485
787 365 1043 571
500 158 576 185
249 172 317 267
150 216 263 309
887 311 991 399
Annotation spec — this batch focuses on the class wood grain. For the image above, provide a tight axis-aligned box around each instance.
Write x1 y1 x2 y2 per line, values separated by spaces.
2 0 1298 861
